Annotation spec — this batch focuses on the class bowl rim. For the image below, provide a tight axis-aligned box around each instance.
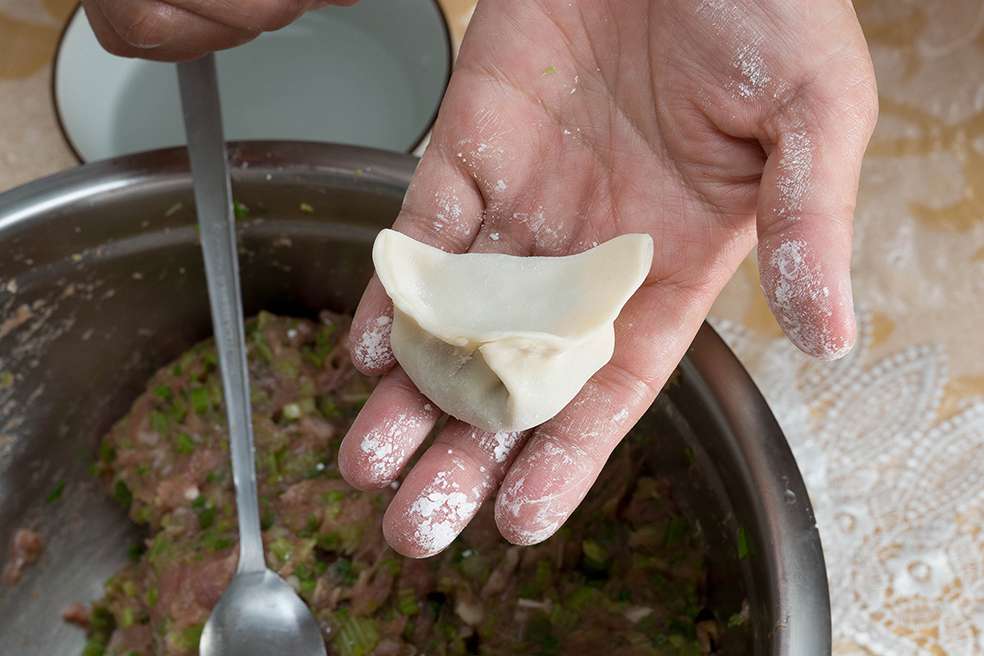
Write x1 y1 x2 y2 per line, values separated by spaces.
0 141 832 655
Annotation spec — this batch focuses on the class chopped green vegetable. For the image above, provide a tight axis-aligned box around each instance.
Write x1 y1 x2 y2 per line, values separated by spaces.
176 624 204 650
195 504 216 530
542 65 557 75
46 480 65 503
260 509 275 531
149 410 168 434
582 539 608 564
303 325 336 367
188 386 210 414
202 530 234 552
299 202 315 214
147 533 172 564
153 385 172 401
165 395 187 423
113 480 132 508
269 538 294 563
298 515 320 539
318 396 341 419
330 558 358 586
175 432 196 454
127 541 146 562
397 587 420 615
332 608 379 656
664 516 689 547
233 201 250 220
317 524 363 555
251 330 274 363
727 611 746 628
98 441 115 464
90 605 115 633
295 563 318 597
322 490 346 505
737 526 750 560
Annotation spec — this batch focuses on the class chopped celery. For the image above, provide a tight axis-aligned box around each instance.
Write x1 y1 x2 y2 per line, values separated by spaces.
113 480 132 508
149 410 168 434
46 480 65 503
397 588 420 616
188 386 210 414
175 432 195 455
233 201 250 220
737 527 750 560
332 608 379 656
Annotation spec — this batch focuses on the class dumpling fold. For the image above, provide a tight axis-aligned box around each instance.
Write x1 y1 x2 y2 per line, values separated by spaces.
373 229 654 433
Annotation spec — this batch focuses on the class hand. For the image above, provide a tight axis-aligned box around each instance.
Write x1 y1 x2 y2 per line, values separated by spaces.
81 0 355 61
339 0 877 557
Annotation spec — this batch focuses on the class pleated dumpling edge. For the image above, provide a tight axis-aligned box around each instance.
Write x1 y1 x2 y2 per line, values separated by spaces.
372 229 654 432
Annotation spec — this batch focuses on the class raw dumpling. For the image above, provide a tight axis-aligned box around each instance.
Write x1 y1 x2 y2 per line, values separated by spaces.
372 230 654 433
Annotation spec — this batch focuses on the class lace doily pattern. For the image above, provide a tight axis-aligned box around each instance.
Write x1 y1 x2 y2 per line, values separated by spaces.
713 314 984 654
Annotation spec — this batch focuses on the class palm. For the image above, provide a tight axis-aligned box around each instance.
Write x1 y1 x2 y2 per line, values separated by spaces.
339 0 877 556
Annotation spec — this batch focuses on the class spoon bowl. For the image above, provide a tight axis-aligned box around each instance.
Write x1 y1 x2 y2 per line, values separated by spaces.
201 571 327 656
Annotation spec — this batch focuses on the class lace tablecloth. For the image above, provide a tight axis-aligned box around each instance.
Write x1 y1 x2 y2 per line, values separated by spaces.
1 1 982 653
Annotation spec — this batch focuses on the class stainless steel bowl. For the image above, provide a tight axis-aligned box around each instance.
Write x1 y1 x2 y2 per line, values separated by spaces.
0 142 830 655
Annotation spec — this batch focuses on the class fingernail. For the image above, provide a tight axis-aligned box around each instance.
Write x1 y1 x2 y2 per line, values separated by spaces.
494 437 592 546
387 460 484 558
352 312 394 372
760 239 854 360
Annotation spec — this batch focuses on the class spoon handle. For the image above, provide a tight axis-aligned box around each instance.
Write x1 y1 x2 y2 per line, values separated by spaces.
178 54 265 574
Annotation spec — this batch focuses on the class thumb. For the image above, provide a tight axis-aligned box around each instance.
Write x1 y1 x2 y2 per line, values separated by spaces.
756 77 878 360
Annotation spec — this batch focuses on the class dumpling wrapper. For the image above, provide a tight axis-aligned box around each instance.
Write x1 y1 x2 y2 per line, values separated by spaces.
372 229 654 433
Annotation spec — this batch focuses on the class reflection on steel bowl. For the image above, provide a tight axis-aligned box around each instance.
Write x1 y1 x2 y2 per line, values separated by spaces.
0 142 830 655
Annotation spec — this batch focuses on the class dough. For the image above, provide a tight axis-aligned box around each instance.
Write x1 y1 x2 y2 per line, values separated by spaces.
372 230 654 432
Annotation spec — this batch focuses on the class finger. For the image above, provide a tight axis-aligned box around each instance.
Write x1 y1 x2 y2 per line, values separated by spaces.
350 148 487 375
495 277 720 545
349 189 532 376
165 0 316 33
337 369 441 490
349 284 395 375
384 421 527 558
756 79 878 360
84 0 256 61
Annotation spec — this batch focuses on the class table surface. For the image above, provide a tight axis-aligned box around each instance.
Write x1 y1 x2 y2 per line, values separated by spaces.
1 1 983 654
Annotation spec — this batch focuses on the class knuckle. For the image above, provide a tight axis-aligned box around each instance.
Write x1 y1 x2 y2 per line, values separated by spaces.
860 81 880 130
119 3 173 47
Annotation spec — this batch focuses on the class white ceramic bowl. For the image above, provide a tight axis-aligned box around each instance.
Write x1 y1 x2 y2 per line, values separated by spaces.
54 0 451 161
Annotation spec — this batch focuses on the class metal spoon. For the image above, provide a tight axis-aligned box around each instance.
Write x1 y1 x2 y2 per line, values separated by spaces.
177 54 327 656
